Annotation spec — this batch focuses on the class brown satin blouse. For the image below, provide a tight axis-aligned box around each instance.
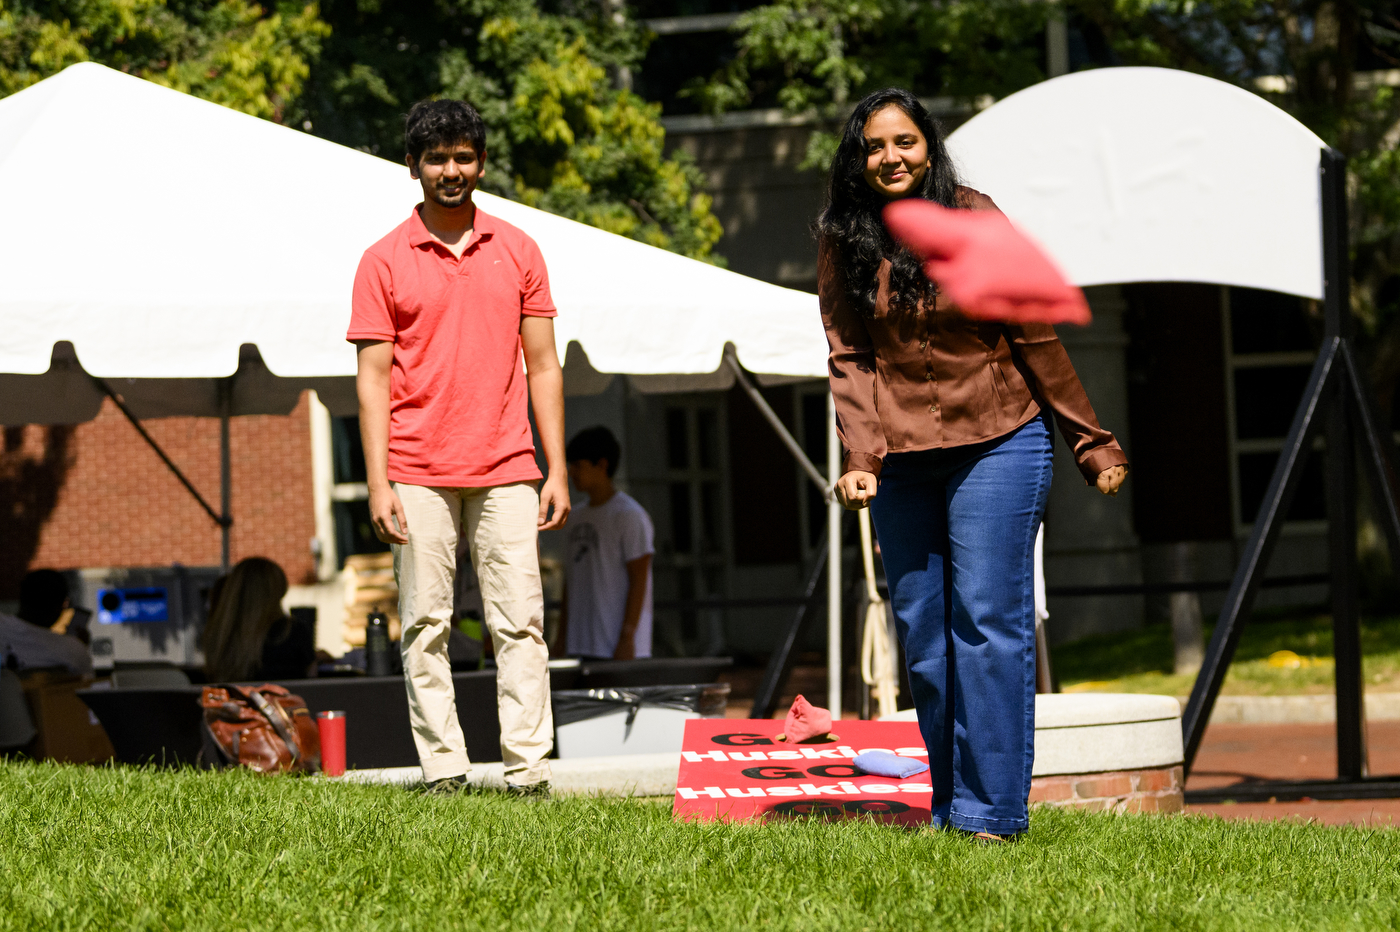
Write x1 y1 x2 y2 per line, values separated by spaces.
820 187 1128 483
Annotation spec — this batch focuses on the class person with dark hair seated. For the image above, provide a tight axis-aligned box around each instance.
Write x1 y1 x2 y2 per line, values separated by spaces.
202 557 316 682
0 569 91 675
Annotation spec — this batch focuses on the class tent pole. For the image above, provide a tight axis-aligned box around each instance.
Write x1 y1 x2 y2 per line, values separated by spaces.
827 391 842 716
219 380 232 574
722 349 828 495
92 376 229 531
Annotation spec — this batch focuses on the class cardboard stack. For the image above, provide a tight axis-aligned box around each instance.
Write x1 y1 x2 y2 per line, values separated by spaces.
340 553 400 647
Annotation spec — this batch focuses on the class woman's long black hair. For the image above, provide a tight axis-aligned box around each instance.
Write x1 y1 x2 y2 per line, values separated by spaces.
815 87 960 316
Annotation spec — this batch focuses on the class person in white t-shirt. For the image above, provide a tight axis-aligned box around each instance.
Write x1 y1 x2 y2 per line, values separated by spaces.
560 426 655 660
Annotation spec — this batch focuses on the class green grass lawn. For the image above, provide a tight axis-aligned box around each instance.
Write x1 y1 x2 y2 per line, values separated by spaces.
1050 612 1400 697
2 762 1398 931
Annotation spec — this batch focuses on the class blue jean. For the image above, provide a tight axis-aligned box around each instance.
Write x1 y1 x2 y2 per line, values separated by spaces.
869 415 1052 834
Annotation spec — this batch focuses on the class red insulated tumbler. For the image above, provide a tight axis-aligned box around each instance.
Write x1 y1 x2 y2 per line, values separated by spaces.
317 710 347 777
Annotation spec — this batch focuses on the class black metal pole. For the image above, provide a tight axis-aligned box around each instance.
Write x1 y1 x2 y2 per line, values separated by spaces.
1329 388 1366 780
219 379 232 574
1321 147 1367 779
92 376 230 530
751 540 828 720
1340 343 1400 561
1181 337 1338 772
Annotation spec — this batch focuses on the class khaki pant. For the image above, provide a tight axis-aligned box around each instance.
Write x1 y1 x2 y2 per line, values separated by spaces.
392 481 552 784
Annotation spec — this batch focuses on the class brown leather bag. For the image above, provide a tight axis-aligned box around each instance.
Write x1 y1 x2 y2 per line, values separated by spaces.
199 684 321 774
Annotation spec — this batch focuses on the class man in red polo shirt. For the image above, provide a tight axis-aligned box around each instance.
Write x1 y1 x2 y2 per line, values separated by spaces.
348 99 569 798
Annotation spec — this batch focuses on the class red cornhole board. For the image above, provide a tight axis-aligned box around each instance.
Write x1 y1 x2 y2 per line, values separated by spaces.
673 719 931 826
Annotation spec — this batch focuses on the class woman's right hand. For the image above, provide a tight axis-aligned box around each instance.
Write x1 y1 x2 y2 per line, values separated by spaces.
835 471 878 510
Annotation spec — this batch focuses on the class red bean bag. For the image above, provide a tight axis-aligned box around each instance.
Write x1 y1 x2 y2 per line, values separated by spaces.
883 199 1091 326
784 694 833 743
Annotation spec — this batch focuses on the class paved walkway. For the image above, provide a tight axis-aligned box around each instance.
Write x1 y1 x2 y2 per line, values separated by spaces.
1187 721 1400 826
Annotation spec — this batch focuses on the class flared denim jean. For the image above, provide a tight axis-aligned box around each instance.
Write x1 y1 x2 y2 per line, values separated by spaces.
869 415 1052 834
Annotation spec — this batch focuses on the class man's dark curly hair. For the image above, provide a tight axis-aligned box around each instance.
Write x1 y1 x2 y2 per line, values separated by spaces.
566 426 622 477
404 99 487 166
815 87 960 318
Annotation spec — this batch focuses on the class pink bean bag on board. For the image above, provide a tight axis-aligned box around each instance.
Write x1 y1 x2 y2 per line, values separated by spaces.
883 199 1091 326
784 694 833 743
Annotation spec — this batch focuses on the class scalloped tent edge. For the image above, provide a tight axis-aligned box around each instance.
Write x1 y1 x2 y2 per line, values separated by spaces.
0 61 827 428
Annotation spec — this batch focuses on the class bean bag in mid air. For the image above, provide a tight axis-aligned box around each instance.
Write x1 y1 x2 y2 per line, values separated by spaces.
883 199 1091 326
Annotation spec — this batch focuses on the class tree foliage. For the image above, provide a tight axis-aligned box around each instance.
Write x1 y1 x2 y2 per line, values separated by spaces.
0 0 328 121
685 0 1048 116
0 0 723 262
298 0 722 260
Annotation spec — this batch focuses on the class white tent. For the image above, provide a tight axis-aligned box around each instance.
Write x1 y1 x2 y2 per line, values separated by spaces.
0 61 827 427
0 62 846 707
945 67 1328 297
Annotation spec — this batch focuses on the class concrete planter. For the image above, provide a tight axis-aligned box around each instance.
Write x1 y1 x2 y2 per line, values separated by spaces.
884 693 1186 814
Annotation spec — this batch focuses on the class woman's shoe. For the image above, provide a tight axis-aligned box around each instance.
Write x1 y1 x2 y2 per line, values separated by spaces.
969 831 1009 845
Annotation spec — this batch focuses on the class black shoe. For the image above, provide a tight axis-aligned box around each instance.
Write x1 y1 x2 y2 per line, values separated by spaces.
505 780 552 802
422 774 470 797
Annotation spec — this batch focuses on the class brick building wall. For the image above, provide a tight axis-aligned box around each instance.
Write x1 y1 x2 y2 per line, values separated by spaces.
0 393 317 598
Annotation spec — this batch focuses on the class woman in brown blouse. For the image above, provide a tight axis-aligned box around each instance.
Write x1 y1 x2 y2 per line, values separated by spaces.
819 88 1127 842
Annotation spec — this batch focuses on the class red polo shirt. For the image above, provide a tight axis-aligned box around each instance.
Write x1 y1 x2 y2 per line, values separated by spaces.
347 205 556 487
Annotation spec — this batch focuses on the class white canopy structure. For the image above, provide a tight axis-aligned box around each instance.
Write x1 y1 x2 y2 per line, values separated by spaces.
0 62 845 708
946 67 1328 299
0 62 826 426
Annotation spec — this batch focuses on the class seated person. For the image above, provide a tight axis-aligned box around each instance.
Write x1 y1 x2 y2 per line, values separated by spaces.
202 557 316 682
559 426 655 660
0 569 92 675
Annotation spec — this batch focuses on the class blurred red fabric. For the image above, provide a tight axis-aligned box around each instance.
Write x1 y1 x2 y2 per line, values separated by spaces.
883 199 1091 326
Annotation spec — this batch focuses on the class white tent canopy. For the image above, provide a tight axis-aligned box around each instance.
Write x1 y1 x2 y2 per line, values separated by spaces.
946 67 1328 299
0 62 826 424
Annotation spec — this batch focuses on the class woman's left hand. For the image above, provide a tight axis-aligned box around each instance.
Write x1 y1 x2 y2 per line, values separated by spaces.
1096 465 1128 497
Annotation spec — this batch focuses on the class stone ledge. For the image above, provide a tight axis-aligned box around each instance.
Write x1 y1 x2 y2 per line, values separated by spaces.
890 695 1187 776
1033 717 1184 776
1035 693 1180 728
342 751 682 798
1031 765 1184 814
344 755 1187 815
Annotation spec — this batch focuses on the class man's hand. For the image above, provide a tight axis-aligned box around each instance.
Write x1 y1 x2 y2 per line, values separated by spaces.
356 340 406 543
1096 465 1128 497
538 474 570 530
612 638 636 661
369 484 409 544
520 316 569 530
835 470 878 510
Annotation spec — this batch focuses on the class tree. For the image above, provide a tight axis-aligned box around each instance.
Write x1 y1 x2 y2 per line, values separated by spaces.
0 0 724 261
686 0 1048 116
0 0 329 122
297 0 723 260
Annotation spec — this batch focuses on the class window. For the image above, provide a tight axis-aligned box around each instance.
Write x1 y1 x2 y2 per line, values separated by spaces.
655 398 730 651
632 1 763 114
1223 287 1324 529
329 415 387 566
